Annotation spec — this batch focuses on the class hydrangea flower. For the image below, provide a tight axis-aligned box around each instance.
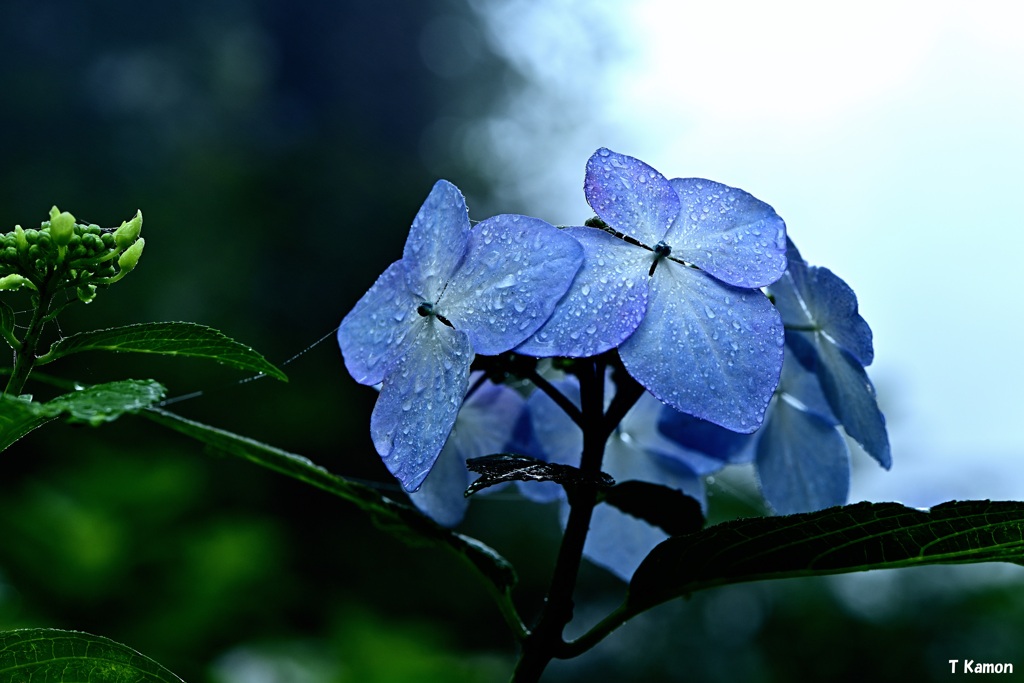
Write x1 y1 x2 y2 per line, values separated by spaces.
337 180 583 491
519 149 787 433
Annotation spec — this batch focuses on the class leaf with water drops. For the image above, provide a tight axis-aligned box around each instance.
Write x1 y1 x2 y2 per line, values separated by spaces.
441 214 583 356
401 179 471 302
667 177 787 288
0 393 52 452
620 259 783 433
584 148 680 246
370 318 472 491
517 227 651 357
338 261 420 385
466 453 614 496
756 395 851 514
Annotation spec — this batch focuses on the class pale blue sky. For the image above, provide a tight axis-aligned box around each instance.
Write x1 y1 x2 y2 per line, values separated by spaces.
468 0 1024 507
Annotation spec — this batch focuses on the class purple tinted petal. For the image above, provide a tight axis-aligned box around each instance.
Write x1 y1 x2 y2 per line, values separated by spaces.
516 227 651 358
584 148 680 246
619 261 784 433
756 397 850 514
338 261 419 385
370 319 472 491
402 180 471 302
666 178 787 288
441 215 583 356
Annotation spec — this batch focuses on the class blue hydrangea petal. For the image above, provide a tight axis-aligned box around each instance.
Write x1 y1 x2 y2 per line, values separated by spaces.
409 377 525 525
777 345 836 424
620 260 784 433
517 227 651 357
769 238 873 366
666 178 787 288
402 180 471 302
440 215 583 356
584 148 680 246
338 261 420 386
813 337 891 469
656 404 756 467
756 396 851 514
370 319 472 491
805 266 874 367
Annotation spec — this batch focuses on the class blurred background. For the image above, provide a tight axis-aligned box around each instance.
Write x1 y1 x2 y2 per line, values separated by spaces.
2 1 1023 681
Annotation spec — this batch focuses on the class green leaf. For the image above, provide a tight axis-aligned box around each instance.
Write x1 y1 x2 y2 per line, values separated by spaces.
40 379 167 426
142 407 517 599
465 453 614 497
0 393 53 451
0 380 166 451
0 628 184 682
602 480 705 536
627 501 1024 615
37 322 287 381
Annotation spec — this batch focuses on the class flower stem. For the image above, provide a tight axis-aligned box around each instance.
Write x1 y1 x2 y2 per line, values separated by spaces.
512 359 606 682
4 287 54 396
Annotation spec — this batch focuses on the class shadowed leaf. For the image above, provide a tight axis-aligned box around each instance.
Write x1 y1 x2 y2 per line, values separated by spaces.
0 628 184 682
628 500 1024 614
602 480 704 536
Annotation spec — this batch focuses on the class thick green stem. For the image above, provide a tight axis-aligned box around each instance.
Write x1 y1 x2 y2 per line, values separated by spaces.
4 284 55 396
512 360 606 682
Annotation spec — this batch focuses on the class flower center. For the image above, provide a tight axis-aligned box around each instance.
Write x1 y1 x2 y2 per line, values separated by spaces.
416 301 454 328
650 240 672 276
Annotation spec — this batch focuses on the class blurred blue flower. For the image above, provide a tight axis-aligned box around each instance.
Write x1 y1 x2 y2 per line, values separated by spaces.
519 148 787 433
338 180 583 491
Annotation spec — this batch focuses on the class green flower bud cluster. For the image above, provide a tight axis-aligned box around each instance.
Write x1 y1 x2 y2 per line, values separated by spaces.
0 207 144 304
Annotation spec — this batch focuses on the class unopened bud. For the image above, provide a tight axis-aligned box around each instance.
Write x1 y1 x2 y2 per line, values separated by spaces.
14 225 28 252
114 210 143 249
49 206 76 247
117 237 145 272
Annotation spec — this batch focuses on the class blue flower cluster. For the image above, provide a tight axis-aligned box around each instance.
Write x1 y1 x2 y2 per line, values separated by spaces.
338 149 888 579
